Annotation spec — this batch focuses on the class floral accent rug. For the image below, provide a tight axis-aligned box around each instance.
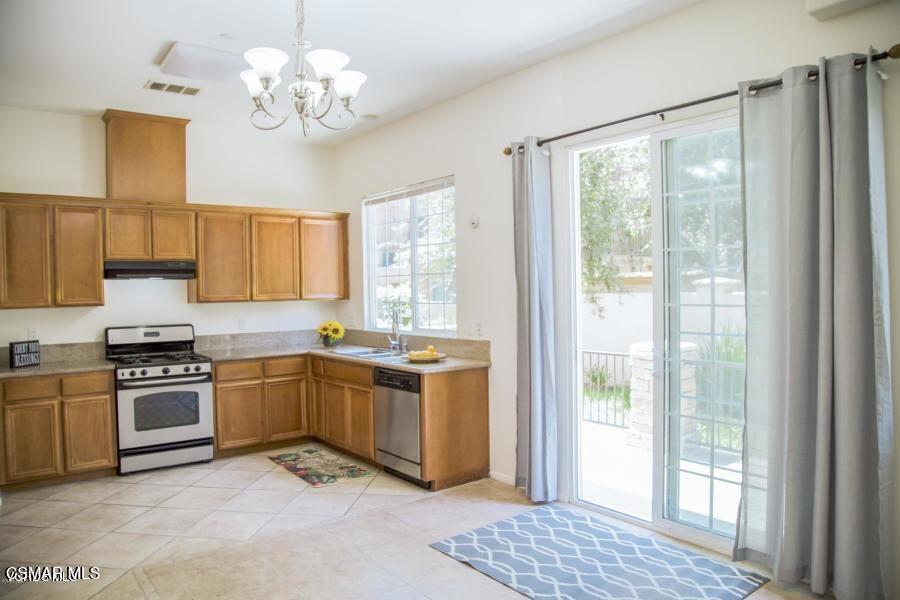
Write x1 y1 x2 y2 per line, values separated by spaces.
268 448 374 487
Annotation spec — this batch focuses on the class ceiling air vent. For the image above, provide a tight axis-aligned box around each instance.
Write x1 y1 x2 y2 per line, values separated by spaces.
143 80 201 96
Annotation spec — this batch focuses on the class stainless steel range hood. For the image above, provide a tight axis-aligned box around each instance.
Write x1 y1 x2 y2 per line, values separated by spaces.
104 260 196 280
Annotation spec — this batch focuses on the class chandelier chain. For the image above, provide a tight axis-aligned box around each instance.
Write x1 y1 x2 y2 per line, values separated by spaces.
295 0 305 45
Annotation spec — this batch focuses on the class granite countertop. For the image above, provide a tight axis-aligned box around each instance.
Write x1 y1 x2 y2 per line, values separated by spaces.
205 344 491 374
0 344 490 381
0 358 115 381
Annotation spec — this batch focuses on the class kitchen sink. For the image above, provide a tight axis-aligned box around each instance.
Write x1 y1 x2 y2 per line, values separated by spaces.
332 348 403 360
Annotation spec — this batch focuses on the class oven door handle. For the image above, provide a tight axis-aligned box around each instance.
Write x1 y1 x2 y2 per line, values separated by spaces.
119 374 211 388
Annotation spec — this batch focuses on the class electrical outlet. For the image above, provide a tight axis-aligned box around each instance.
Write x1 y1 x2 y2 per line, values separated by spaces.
466 321 483 338
347 315 358 328
26 327 38 340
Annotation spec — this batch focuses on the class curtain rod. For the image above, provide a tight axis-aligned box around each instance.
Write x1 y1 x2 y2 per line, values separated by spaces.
503 42 899 155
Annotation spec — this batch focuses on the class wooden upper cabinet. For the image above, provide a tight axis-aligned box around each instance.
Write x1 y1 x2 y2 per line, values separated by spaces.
103 110 189 203
54 206 104 306
105 208 152 259
193 212 250 302
299 217 348 299
0 203 52 308
251 215 300 301
152 210 195 259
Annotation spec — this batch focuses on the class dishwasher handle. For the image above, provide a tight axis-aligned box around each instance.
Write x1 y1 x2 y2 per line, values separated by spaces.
373 368 420 393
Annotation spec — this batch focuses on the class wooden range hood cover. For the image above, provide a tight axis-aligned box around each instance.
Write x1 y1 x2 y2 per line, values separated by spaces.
102 109 190 204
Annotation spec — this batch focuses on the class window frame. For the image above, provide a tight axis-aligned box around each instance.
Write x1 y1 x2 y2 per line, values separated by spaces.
362 175 457 336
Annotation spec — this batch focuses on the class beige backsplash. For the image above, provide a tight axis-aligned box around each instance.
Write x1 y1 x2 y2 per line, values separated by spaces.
342 329 490 361
194 330 320 351
0 341 105 365
0 329 490 365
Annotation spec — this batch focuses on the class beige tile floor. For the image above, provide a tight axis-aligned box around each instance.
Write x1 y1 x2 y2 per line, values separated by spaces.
0 442 820 599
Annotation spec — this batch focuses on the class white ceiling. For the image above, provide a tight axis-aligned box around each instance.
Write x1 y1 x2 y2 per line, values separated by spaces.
0 0 698 143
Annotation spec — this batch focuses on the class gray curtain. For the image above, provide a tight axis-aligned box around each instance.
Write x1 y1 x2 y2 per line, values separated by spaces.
512 137 558 502
735 51 894 600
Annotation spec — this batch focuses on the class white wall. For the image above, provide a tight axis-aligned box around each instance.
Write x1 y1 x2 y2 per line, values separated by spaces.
331 0 900 580
0 105 340 345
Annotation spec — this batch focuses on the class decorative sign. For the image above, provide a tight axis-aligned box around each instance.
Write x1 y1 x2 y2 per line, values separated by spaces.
9 340 40 369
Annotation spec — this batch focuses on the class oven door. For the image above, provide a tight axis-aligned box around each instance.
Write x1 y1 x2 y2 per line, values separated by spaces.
116 374 213 450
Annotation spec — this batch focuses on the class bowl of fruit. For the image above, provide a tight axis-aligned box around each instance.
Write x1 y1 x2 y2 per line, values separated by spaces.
406 345 447 363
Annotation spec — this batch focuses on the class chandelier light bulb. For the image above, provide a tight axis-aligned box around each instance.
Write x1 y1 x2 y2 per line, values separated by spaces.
305 49 349 81
304 79 325 105
240 70 264 98
333 70 367 100
243 47 290 82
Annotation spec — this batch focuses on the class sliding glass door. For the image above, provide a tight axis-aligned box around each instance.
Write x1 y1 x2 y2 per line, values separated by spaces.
574 115 744 545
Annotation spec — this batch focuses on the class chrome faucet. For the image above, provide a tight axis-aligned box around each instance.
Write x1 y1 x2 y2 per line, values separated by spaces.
387 309 408 352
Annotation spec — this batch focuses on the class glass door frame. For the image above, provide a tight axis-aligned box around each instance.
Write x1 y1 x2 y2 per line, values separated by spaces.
566 110 738 555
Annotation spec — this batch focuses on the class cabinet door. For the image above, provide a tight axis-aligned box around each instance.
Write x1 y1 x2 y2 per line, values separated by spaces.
0 203 52 308
152 210 195 259
195 212 250 302
61 395 116 472
310 378 325 438
251 215 300 301
347 385 374 460
265 376 306 442
323 381 348 447
4 399 63 482
299 217 347 299
54 206 104 306
214 380 264 449
105 208 152 259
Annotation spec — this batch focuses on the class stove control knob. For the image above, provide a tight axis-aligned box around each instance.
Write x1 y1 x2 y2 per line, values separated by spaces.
194 365 202 372
162 367 170 375
183 366 190 373
140 369 148 376
129 370 136 377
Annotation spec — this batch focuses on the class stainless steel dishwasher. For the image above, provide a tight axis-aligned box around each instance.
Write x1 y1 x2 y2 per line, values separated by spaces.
373 367 423 482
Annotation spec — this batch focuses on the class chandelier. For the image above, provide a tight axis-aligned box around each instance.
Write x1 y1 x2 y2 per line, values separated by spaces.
239 0 366 136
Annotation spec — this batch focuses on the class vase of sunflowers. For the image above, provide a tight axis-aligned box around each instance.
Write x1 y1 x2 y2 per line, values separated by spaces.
317 321 346 348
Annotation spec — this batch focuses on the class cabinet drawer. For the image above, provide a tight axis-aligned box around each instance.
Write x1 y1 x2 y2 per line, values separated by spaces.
3 377 59 402
263 357 306 377
311 358 324 376
323 359 372 387
215 360 263 382
61 372 112 397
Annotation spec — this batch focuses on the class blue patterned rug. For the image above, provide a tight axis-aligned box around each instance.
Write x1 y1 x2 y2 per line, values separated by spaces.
431 504 768 599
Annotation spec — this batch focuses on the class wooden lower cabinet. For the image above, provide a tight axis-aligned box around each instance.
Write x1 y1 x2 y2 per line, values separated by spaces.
310 377 374 461
214 380 265 449
3 399 64 483
346 385 374 460
323 381 349 447
265 376 306 441
1 371 116 485
61 395 116 472
214 357 309 449
310 378 325 438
